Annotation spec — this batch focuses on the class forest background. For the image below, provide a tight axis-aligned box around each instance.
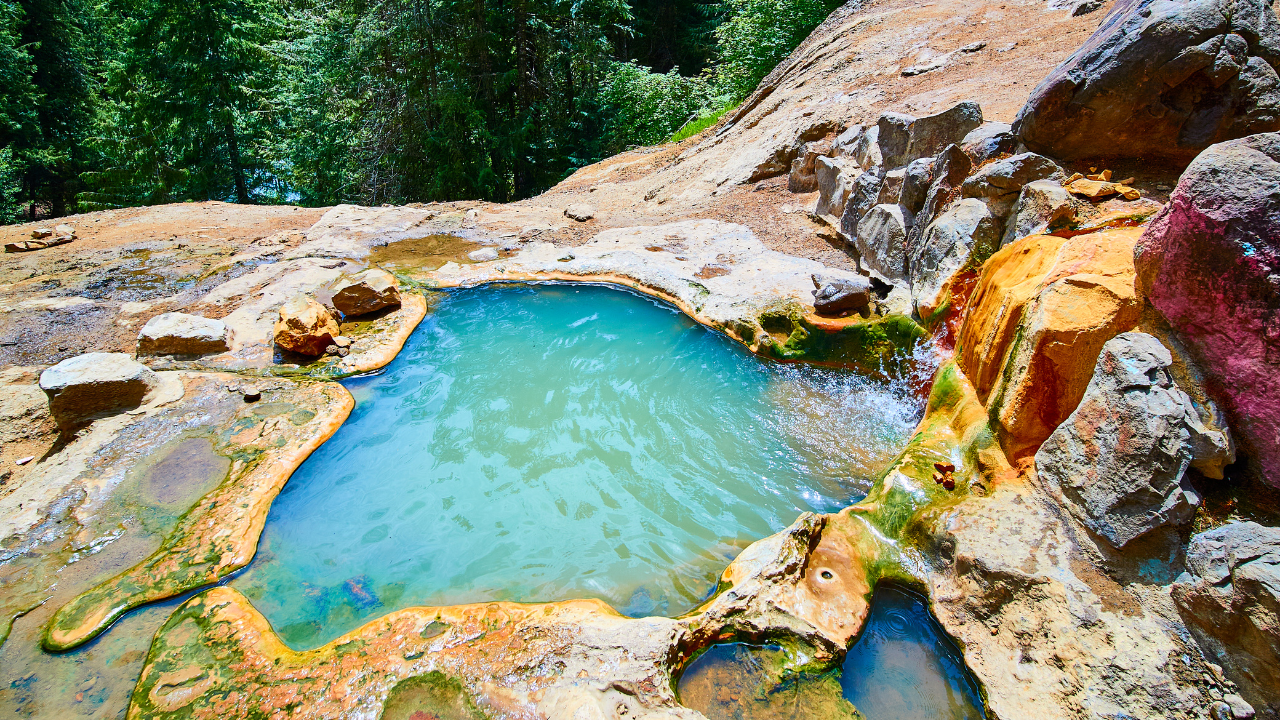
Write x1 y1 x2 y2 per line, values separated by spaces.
0 0 839 221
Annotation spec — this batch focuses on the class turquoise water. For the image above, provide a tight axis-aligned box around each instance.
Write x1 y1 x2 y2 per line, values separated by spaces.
678 585 985 719
233 284 924 648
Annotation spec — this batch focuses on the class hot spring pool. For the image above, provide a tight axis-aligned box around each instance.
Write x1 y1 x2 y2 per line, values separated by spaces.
232 283 925 647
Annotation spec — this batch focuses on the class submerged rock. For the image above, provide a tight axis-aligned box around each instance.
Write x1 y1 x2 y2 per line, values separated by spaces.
39 352 159 430
1135 132 1280 489
274 295 340 356
1174 521 1280 711
1035 332 1231 547
137 312 231 356
1013 0 1280 163
331 268 402 317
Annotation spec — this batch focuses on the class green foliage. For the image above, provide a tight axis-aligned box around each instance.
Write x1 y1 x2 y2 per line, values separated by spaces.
600 62 717 151
2 0 844 221
713 0 840 99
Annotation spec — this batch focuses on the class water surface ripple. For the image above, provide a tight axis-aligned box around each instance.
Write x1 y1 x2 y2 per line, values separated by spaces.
233 284 925 647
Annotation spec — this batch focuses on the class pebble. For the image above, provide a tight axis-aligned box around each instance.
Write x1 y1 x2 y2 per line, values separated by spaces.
16 456 34 466
243 391 262 403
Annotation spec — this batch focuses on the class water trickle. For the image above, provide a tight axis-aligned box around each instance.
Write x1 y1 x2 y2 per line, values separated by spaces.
233 284 927 647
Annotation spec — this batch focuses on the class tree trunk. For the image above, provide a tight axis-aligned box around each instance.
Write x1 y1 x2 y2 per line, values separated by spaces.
225 121 249 204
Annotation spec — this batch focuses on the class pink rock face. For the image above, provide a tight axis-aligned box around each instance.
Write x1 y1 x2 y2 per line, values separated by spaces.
1135 133 1280 488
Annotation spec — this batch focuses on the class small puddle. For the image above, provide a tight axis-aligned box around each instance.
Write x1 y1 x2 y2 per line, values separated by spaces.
232 284 929 648
368 234 487 272
678 584 986 720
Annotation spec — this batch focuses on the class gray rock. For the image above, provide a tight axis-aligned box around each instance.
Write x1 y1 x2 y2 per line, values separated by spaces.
852 125 881 168
830 124 865 157
1174 521 1280 711
1001 180 1076 245
1013 0 1280 163
467 247 500 263
1035 332 1232 547
900 158 934 215
814 156 857 218
856 204 912 282
909 198 1001 316
787 139 832 192
879 102 984 168
137 313 231 356
877 167 906 205
811 273 872 316
961 121 1017 164
39 353 160 430
877 113 916 169
840 168 885 237
564 204 596 222
961 152 1063 200
907 144 974 252
331 268 402 317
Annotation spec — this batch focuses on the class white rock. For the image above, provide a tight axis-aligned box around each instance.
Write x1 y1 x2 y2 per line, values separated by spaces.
39 353 159 430
467 247 500 262
137 313 231 356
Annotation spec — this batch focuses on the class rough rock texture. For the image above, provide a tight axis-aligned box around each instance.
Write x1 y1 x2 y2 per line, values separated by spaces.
136 313 230 356
960 152 1063 200
959 227 1145 460
856 203 911 282
961 121 1017 164
1174 522 1280 713
563 204 596 222
840 169 885 236
811 274 872 316
1001 179 1076 245
909 197 1000 318
814 156 857 218
39 353 160 430
878 102 983 168
331 268 402 317
1035 332 1231 547
1013 0 1280 164
908 144 973 251
788 139 833 192
900 158 934 214
273 295 340 356
1135 132 1280 488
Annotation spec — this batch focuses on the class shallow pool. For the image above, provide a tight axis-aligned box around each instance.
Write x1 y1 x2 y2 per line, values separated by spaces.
233 284 924 647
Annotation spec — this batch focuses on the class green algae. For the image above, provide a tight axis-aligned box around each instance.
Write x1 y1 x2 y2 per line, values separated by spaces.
754 305 926 375
380 672 490 720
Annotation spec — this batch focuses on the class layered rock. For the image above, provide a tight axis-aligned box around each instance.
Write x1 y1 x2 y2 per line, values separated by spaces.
39 353 159 430
273 295 340 356
1013 0 1280 164
1035 332 1231 547
137 313 231 356
1135 132 1280 488
1174 522 1280 712
855 204 911 282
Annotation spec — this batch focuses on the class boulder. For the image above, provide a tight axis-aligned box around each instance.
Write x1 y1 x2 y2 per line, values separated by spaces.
907 144 974 251
1012 0 1280 164
876 167 906 205
788 139 833 192
856 204 912 282
1173 522 1280 711
1001 179 1076 245
961 152 1064 200
839 169 884 236
137 313 231 356
814 156 858 218
331 268 402 317
564 204 596 222
467 247 499 262
54 223 75 237
39 353 159 430
1035 332 1231 547
962 121 1018 164
31 227 53 239
961 226 1145 460
909 198 1001 318
811 274 872 316
1135 132 1280 488
900 158 934 215
879 102 984 168
274 295 340 356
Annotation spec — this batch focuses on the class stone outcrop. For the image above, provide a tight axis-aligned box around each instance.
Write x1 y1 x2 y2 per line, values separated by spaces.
856 204 911 282
39 353 160 430
1035 332 1231 547
1013 0 1280 164
331 268 402 317
958 227 1144 460
1001 179 1075 245
960 152 1063 201
878 102 983 168
961 121 1017 164
909 198 1000 319
1174 522 1280 713
814 156 856 218
137 313 231 356
908 144 972 252
1135 132 1280 489
273 295 340 356
811 274 872 316
788 139 833 192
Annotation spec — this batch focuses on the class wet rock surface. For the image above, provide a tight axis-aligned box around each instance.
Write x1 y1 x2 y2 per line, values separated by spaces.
330 267 402 317
1036 332 1231 547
